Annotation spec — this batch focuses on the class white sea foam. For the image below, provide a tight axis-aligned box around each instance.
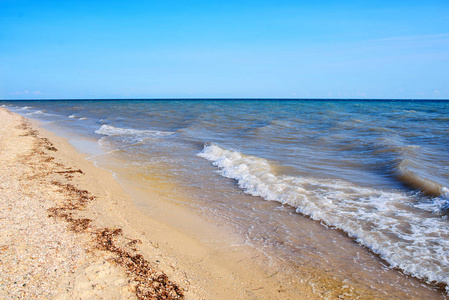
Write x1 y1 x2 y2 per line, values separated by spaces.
26 110 45 115
69 115 76 118
95 124 174 138
198 144 449 287
414 188 449 213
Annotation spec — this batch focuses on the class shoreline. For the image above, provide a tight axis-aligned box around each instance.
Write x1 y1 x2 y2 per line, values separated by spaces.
0 108 184 299
0 108 316 298
1 107 445 299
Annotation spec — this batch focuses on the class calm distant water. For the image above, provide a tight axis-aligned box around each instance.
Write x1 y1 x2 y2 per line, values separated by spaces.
4 99 449 293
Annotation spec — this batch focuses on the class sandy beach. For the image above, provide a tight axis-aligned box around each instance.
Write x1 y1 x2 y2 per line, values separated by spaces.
0 107 188 299
0 108 323 299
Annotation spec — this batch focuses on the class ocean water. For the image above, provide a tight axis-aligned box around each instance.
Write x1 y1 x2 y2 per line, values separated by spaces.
3 99 449 295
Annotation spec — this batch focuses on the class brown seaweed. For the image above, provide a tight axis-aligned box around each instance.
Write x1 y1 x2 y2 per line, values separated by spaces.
19 118 184 299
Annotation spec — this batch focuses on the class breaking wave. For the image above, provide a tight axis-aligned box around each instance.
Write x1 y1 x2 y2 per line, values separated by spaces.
95 124 174 138
198 143 449 288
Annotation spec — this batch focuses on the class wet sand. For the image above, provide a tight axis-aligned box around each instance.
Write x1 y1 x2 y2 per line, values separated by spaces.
0 108 318 299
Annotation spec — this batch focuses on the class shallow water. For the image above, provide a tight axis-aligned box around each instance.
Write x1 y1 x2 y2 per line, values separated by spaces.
4 99 449 296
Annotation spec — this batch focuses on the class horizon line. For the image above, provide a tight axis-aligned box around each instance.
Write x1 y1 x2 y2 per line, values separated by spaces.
1 98 448 101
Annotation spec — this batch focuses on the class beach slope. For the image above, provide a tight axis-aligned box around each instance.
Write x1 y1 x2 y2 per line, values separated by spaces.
0 108 184 299
0 108 315 300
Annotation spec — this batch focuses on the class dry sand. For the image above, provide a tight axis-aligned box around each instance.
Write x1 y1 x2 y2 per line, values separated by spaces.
0 107 318 299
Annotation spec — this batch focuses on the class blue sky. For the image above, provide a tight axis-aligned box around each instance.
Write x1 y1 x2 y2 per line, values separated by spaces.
1 0 448 99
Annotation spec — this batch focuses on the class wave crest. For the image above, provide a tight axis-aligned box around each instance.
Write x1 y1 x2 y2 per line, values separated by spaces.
95 124 174 138
198 143 449 288
395 160 445 197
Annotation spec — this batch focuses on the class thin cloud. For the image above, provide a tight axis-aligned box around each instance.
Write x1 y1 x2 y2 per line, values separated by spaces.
369 33 449 44
359 33 449 54
10 90 42 95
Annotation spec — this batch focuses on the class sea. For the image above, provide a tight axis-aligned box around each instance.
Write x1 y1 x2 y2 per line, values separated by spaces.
3 99 449 297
